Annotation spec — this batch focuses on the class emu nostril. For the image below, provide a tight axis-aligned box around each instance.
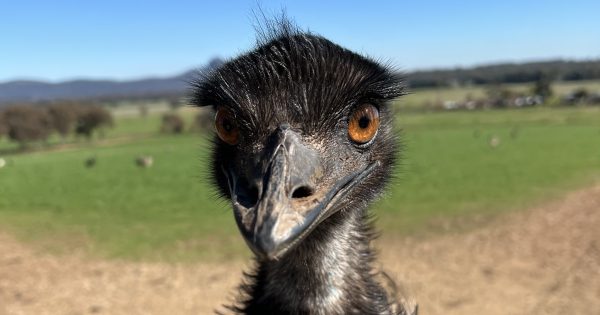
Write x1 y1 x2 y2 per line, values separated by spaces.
238 183 260 208
248 185 260 205
291 186 314 199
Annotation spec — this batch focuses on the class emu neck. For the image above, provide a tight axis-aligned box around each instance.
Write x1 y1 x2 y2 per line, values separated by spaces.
240 208 392 315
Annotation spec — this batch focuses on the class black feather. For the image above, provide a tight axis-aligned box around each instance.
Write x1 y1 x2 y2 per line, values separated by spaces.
191 17 414 315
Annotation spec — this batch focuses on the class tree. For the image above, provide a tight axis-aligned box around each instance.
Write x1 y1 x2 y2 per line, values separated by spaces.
2 105 53 148
531 74 553 100
572 88 589 100
75 105 114 139
47 102 78 140
485 84 513 108
160 113 185 134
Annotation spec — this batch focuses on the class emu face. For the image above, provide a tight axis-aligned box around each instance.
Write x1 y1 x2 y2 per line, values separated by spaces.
193 32 404 261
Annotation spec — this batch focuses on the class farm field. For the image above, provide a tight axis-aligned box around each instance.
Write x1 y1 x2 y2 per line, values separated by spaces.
2 183 598 314
1 105 599 261
401 79 600 109
2 2 599 312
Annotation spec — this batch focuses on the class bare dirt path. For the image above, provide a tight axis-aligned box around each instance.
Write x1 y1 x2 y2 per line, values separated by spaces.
1 184 599 315
382 184 600 315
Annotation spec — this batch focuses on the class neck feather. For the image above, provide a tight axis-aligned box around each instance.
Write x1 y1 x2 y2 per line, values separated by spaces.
235 208 396 315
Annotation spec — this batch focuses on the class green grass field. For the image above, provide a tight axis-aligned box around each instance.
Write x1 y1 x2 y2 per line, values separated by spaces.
380 107 600 233
1 105 599 262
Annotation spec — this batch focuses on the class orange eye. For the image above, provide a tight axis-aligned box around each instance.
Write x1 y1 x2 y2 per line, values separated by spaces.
348 104 380 144
215 107 239 145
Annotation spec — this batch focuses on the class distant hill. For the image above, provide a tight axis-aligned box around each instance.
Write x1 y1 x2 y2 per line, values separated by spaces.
1 58 599 105
0 58 224 105
0 76 190 104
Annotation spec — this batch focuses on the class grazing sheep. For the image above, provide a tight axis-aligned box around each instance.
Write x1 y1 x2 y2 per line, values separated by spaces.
489 135 501 148
135 156 153 168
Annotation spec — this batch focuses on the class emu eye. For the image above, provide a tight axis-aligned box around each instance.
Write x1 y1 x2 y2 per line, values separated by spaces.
215 107 239 145
348 104 380 144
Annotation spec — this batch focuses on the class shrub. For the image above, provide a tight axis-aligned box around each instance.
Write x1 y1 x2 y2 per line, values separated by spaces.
47 102 79 139
75 105 114 139
485 84 513 108
190 108 213 133
2 105 53 148
160 113 185 134
531 75 553 99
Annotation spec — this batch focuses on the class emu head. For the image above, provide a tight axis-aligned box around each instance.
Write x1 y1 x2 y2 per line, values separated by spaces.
192 28 404 261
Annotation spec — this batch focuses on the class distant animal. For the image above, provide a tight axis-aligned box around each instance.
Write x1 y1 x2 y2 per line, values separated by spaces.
84 156 96 168
192 20 416 315
0 158 6 169
135 156 153 168
489 135 501 148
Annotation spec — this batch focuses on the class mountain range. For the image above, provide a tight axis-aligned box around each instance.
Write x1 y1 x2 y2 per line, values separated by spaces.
1 58 598 105
0 59 224 105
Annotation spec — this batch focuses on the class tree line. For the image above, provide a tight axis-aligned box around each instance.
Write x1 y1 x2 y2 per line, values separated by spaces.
408 59 600 88
0 102 113 149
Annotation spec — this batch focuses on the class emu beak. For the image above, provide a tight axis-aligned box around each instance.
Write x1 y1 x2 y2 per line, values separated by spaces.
226 127 376 260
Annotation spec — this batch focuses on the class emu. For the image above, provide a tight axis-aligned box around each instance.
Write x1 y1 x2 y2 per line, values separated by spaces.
192 22 415 315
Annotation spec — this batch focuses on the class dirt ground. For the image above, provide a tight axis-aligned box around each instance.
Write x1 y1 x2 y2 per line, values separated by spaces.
1 185 599 315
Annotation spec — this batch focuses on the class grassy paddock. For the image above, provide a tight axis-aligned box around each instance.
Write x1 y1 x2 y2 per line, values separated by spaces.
1 107 599 261
379 106 600 234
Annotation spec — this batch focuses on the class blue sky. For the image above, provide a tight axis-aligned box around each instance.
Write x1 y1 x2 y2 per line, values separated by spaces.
1 0 599 82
